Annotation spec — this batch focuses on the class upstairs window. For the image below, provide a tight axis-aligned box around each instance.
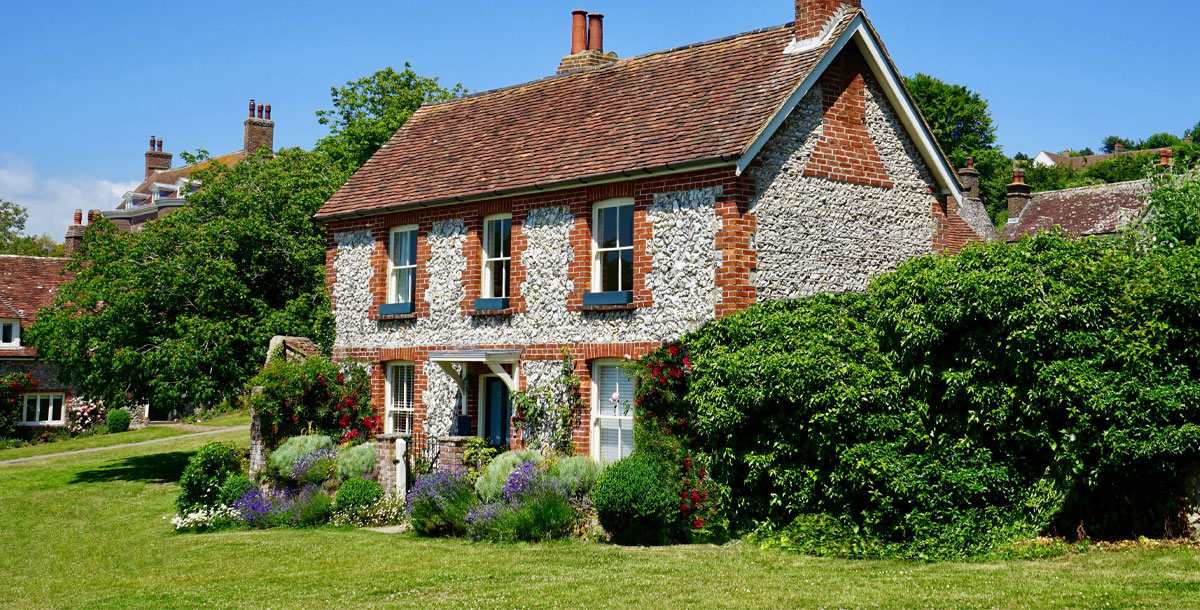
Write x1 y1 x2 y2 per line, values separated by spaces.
592 199 634 293
388 226 418 305
21 393 65 426
482 214 512 299
385 362 415 435
0 320 19 348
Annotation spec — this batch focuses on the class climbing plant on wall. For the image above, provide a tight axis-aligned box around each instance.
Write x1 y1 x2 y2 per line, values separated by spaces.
511 349 580 456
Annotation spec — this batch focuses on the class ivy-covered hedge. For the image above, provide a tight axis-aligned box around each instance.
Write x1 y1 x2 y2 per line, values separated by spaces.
647 214 1200 558
244 355 375 448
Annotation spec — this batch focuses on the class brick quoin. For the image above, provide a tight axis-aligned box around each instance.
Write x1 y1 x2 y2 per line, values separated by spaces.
803 48 893 189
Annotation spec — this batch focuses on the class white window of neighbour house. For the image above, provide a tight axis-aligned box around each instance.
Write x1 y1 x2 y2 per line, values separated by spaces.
0 320 19 348
21 393 65 426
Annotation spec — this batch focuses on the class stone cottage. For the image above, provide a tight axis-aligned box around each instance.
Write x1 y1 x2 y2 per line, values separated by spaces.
314 0 995 476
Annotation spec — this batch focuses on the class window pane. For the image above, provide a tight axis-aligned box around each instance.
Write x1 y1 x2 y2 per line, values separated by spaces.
405 231 417 267
599 423 620 463
600 207 618 249
603 252 621 293
618 205 633 248
489 260 510 298
500 219 511 258
39 396 50 422
24 396 34 423
51 396 63 422
395 268 414 303
619 418 634 459
485 219 510 260
1 323 11 344
620 249 634 292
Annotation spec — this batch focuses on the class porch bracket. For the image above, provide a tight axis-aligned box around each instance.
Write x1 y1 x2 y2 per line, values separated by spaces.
486 362 519 393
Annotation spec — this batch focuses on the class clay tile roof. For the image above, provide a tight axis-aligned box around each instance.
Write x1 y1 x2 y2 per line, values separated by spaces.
0 255 73 357
1002 180 1150 242
129 151 247 199
316 14 859 220
1038 148 1161 171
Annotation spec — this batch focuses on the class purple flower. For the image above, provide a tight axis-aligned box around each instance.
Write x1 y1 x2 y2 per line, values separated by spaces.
291 447 337 482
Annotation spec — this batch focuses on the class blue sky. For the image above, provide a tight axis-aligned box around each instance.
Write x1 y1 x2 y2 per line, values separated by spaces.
2 1 1197 238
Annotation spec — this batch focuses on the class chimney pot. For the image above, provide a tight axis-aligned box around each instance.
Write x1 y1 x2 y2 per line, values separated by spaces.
1186 135 1194 144
257 104 264 119
73 209 82 225
957 159 981 200
156 138 163 152
264 104 271 120
587 13 604 52
571 10 588 54
249 99 256 118
1006 168 1032 221
149 135 156 151
1160 148 1173 167
1013 168 1026 185
967 156 975 169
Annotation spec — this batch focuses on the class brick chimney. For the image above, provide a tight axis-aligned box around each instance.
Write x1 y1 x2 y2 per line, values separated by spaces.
795 0 861 41
1159 148 1173 168
1006 169 1032 222
1114 141 1124 155
958 156 980 200
144 136 172 179
64 209 85 257
1186 135 1194 144
557 11 618 74
243 99 275 153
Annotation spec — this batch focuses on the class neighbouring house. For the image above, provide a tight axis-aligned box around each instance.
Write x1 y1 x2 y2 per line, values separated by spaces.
1032 141 1173 170
1002 149 1173 242
0 245 77 429
314 0 995 478
99 101 275 231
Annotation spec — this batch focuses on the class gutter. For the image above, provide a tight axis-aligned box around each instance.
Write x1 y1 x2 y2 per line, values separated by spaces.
313 156 739 223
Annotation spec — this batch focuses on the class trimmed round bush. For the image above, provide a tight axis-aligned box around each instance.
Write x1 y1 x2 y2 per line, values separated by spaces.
337 442 377 480
267 435 334 479
177 442 244 514
105 409 131 434
218 475 255 507
593 453 677 545
475 450 541 502
334 478 384 513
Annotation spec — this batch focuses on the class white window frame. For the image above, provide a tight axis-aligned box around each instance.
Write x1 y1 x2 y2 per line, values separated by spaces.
384 361 415 435
591 358 635 463
0 320 20 348
481 213 512 299
20 392 66 426
387 225 418 305
591 198 635 293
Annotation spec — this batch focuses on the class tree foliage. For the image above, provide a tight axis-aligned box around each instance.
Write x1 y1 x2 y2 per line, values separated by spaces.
315 64 466 172
0 200 64 257
26 149 348 413
904 73 1011 224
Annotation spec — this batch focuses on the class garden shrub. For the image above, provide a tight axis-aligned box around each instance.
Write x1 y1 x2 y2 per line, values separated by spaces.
218 475 255 507
474 450 541 502
293 486 335 526
407 470 474 537
336 442 376 480
105 409 131 433
465 460 575 542
66 399 108 436
547 455 604 497
593 453 678 545
0 372 37 438
244 355 376 447
335 477 384 513
267 435 334 481
177 442 245 514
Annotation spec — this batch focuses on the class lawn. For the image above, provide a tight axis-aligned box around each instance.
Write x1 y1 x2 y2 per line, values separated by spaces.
1 430 1199 609
189 410 251 428
0 426 193 462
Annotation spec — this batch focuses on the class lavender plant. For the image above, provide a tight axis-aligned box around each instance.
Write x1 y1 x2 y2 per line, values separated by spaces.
406 469 474 537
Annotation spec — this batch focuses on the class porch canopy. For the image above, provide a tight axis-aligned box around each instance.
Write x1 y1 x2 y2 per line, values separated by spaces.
428 349 522 395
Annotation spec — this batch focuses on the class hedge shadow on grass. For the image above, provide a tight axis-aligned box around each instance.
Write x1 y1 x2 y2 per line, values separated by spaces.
70 451 192 485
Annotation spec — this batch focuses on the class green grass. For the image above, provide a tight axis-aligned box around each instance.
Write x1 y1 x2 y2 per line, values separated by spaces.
190 411 251 428
1 430 1199 609
0 426 193 461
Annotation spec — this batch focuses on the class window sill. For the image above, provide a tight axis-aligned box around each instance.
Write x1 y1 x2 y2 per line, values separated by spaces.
379 302 415 316
471 298 513 316
582 291 634 308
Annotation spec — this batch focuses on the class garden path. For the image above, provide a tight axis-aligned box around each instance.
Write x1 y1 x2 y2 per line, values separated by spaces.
0 425 249 466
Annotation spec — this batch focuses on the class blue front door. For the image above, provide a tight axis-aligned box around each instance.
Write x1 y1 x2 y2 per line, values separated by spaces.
485 377 511 447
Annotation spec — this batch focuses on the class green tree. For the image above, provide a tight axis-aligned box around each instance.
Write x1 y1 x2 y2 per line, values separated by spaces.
1103 135 1136 154
315 64 466 172
0 200 64 257
26 149 349 413
1186 121 1200 142
1142 132 1183 150
904 73 1011 224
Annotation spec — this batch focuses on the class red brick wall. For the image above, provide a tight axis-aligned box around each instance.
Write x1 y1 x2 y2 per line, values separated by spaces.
804 49 893 189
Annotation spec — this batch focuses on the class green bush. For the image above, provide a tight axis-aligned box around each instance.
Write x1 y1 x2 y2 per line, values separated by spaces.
336 442 376 480
593 453 677 545
466 461 576 542
547 455 604 497
267 435 334 480
105 409 131 434
177 442 245 514
334 478 384 513
474 450 541 502
295 489 335 526
218 475 255 507
408 470 474 537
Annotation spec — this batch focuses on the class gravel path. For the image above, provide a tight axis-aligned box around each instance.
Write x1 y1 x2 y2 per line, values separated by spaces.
0 425 249 466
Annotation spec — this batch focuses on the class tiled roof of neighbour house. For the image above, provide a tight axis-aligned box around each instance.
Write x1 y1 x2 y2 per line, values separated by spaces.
0 255 74 358
120 151 247 206
1001 180 1150 242
316 14 864 220
1038 149 1161 171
